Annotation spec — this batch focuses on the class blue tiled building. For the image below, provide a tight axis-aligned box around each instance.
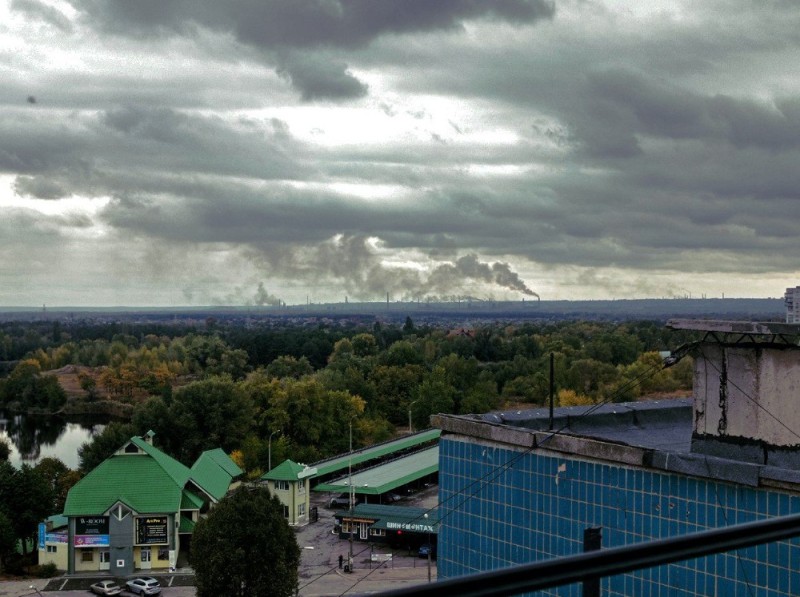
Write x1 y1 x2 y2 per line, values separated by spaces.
434 321 800 596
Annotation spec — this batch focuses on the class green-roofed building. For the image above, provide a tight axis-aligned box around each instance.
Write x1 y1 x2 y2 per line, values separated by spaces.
46 431 241 576
334 503 439 548
260 459 317 526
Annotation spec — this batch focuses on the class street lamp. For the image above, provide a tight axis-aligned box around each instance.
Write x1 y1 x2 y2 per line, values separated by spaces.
268 429 280 472
408 400 419 434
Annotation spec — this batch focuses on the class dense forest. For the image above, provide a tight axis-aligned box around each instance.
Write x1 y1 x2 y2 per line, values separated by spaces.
0 316 699 571
0 317 697 471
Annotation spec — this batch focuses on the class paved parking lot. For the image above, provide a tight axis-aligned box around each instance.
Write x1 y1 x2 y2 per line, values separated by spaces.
296 486 438 596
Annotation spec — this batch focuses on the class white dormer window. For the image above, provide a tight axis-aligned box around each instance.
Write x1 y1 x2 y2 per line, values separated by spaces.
274 480 290 491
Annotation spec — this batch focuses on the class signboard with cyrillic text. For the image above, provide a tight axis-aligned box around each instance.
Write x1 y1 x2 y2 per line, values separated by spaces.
136 516 168 545
75 516 109 546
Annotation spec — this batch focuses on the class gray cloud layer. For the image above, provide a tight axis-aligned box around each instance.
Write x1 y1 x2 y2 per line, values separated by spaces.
1 0 798 305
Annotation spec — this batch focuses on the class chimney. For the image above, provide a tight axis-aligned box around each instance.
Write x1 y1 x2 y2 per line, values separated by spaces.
668 319 800 467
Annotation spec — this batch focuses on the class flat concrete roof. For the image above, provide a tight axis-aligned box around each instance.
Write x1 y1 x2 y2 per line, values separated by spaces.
314 446 438 495
482 399 694 453
311 429 440 478
434 399 800 490
667 319 800 336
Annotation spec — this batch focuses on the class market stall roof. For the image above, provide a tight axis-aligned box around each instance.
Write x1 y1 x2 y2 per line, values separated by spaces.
337 504 440 534
314 446 438 495
311 429 440 478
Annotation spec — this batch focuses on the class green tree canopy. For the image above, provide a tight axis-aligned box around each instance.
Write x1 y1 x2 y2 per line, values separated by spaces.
168 377 255 463
0 462 54 556
78 421 137 473
190 485 300 597
0 510 14 574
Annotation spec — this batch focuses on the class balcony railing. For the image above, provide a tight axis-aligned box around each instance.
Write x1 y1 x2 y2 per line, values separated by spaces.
380 511 800 597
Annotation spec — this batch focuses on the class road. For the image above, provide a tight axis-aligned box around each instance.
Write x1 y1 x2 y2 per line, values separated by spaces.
296 488 437 595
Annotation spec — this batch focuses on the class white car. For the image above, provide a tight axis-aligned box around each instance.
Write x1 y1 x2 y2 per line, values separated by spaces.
125 577 161 595
89 580 122 596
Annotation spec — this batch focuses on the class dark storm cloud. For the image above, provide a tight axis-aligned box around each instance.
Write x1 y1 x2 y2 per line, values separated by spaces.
70 0 555 47
14 175 69 200
583 69 800 153
11 0 73 32
0 106 310 200
276 52 368 101
67 0 555 99
6 0 800 305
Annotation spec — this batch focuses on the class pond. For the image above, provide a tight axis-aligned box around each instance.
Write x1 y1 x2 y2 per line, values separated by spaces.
0 411 108 470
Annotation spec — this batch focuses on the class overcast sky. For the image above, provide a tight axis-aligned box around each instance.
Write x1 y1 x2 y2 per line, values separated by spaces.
2 0 798 307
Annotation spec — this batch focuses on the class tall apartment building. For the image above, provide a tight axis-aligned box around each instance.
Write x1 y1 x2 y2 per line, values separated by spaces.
785 286 800 323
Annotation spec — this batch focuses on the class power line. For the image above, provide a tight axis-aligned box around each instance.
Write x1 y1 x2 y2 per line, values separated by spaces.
338 357 671 595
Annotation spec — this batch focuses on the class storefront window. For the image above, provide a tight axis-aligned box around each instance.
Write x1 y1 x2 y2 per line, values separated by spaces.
81 550 93 562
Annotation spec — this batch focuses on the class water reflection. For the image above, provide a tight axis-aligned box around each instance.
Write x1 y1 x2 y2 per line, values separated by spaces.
0 411 108 469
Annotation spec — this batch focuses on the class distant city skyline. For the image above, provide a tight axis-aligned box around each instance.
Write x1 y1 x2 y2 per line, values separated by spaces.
2 1 799 307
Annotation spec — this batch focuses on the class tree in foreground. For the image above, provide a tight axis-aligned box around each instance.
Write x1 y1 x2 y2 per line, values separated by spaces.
190 485 300 597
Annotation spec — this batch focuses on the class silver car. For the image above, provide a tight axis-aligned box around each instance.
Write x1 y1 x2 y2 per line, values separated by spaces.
125 577 161 595
89 580 123 596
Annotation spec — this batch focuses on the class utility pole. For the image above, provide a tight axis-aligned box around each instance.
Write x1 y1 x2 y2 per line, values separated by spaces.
268 430 280 472
548 352 555 430
424 514 431 582
348 418 355 572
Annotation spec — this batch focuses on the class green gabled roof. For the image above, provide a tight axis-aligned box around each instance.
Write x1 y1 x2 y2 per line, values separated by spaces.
198 448 243 477
131 436 191 486
181 489 204 511
64 435 193 516
179 515 196 533
64 454 185 515
262 459 307 481
190 449 242 502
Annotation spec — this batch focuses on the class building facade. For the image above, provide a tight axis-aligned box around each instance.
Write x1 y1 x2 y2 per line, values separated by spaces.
435 321 800 596
261 459 316 526
40 432 241 575
334 503 438 548
785 286 800 323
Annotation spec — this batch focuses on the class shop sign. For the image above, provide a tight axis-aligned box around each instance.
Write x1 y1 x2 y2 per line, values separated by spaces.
46 532 68 544
386 521 435 533
75 516 110 546
136 516 168 545
76 516 109 535
75 535 110 546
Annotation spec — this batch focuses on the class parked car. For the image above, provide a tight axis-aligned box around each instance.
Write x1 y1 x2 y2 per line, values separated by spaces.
383 492 402 503
125 577 161 595
329 494 360 508
418 543 436 559
89 580 123 595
